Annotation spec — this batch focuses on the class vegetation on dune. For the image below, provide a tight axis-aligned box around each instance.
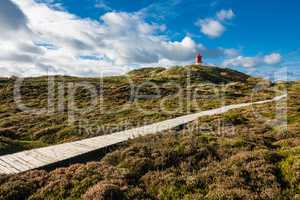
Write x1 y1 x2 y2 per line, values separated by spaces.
0 80 299 200
0 65 277 155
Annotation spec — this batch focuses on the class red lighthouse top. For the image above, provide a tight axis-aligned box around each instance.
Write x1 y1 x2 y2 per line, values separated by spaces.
195 53 202 65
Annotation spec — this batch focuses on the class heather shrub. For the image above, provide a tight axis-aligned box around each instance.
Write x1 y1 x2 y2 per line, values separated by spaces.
0 171 48 200
223 112 248 125
83 182 125 200
278 147 300 197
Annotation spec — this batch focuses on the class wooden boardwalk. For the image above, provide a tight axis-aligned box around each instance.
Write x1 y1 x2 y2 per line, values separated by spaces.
0 95 286 174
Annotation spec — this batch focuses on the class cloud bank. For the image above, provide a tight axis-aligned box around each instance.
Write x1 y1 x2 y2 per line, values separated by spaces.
0 0 204 77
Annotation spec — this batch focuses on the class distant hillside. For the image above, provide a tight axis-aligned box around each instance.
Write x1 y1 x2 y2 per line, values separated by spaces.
0 65 275 155
128 65 249 83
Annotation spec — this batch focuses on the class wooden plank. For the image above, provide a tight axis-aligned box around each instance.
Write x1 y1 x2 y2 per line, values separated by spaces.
0 161 19 174
3 156 34 171
0 158 21 173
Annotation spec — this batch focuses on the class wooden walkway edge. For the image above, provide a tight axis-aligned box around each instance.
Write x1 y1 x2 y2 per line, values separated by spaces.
0 95 287 174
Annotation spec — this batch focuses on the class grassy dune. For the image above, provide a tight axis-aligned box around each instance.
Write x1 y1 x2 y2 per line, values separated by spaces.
0 65 276 155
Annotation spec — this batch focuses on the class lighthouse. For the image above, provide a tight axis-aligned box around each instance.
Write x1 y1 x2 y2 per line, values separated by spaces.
195 53 202 65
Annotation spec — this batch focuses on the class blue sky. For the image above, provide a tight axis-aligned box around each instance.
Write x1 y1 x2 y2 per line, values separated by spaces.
0 0 299 79
59 0 300 54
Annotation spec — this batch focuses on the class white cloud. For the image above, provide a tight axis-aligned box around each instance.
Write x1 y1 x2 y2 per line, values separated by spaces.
95 0 112 11
223 56 258 68
0 0 28 35
223 48 240 58
196 19 225 38
217 9 235 21
264 53 281 65
223 53 282 68
196 9 234 38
